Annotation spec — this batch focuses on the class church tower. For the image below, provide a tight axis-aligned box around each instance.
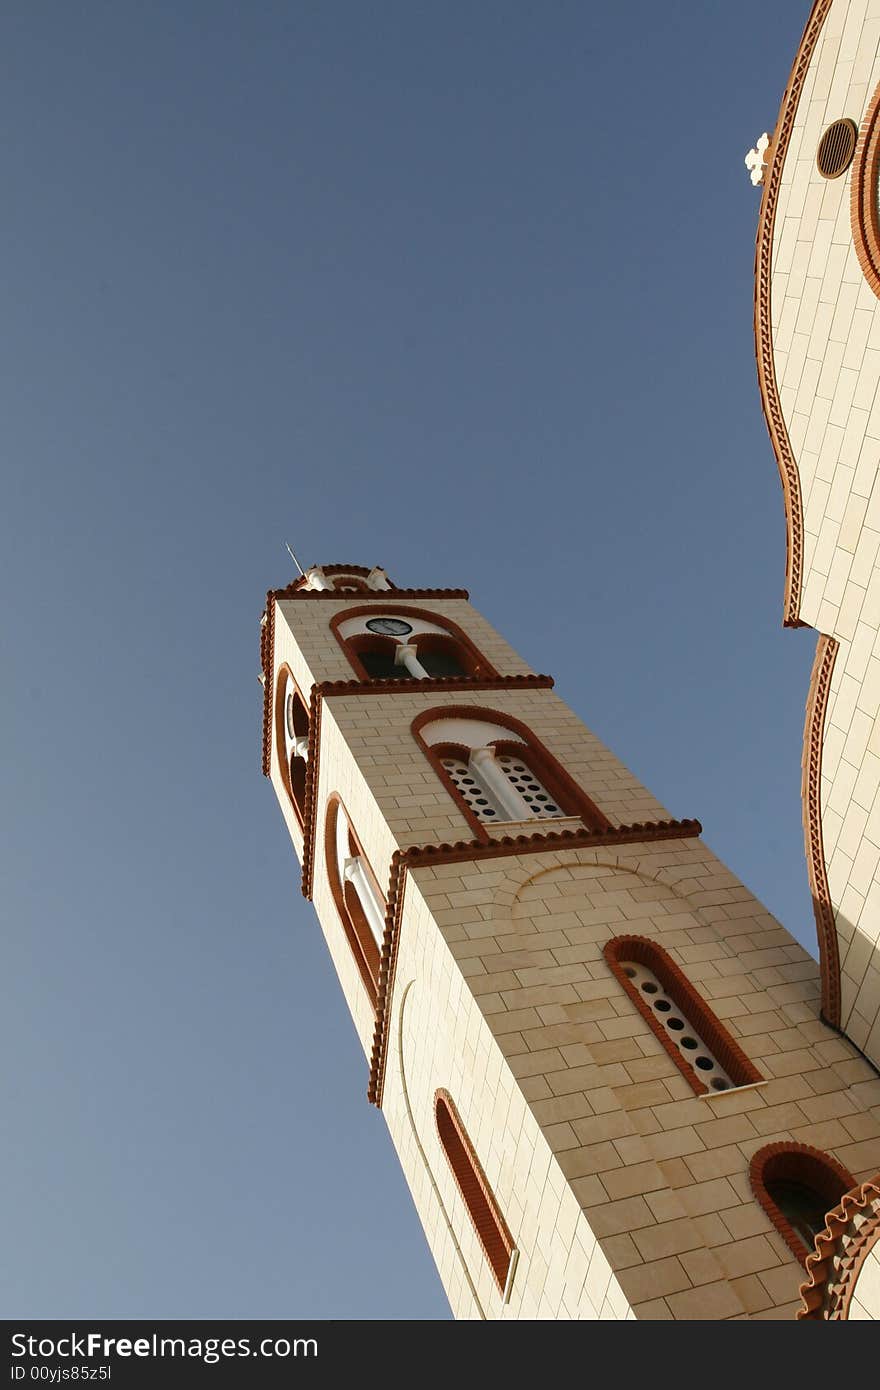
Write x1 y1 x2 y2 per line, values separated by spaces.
260 562 880 1319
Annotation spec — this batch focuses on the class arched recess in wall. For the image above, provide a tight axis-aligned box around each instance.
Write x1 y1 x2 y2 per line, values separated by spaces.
413 705 609 841
750 1142 856 1266
323 795 386 1007
434 1089 516 1295
605 936 762 1096
275 665 310 827
330 607 498 681
395 981 487 1318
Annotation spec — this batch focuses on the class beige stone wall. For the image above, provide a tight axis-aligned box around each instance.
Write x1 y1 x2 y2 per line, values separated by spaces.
769 0 880 1070
404 840 880 1318
382 875 633 1319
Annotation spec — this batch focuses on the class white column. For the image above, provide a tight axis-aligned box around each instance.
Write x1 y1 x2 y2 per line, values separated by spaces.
469 746 533 821
366 567 392 590
293 736 309 761
305 566 333 591
343 857 386 946
394 643 429 679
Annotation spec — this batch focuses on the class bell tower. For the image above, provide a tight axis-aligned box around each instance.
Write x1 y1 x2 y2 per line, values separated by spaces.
261 563 880 1319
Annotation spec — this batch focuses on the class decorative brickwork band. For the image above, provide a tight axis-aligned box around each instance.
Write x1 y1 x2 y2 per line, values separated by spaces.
851 84 880 299
799 1174 880 1319
802 634 841 1026
754 0 832 627
749 1142 856 1267
604 936 762 1096
434 1089 515 1293
367 819 703 1107
396 818 702 871
279 586 470 601
317 675 553 698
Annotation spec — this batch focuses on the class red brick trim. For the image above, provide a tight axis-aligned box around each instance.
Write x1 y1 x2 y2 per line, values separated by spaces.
329 605 500 681
367 819 702 1106
434 1089 515 1293
411 704 611 842
754 0 832 627
802 634 841 1026
604 936 762 1096
399 818 701 869
260 596 276 776
851 84 880 298
799 1174 880 1319
274 663 309 827
277 586 470 601
749 1141 856 1267
318 674 554 697
323 794 384 1008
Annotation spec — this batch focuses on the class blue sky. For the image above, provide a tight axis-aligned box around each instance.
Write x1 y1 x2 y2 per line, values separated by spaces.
1 1 817 1318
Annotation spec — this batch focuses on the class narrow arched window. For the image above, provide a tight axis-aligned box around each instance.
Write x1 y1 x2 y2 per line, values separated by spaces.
275 667 310 827
749 1143 855 1265
414 707 609 837
604 936 763 1095
434 1089 515 1294
324 797 386 1006
331 609 497 681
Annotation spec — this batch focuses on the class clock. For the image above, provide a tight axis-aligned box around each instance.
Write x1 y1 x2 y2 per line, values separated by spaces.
366 617 413 636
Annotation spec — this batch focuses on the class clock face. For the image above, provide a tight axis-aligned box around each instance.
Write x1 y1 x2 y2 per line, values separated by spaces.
365 617 413 637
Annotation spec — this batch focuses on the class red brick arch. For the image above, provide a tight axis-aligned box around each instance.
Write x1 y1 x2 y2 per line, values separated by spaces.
750 1142 856 1266
412 705 610 843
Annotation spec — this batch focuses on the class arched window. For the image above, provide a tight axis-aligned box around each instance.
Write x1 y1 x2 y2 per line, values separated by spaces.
331 608 497 682
414 707 609 837
324 797 386 1006
750 1143 856 1265
434 1089 515 1294
604 936 763 1095
275 667 310 827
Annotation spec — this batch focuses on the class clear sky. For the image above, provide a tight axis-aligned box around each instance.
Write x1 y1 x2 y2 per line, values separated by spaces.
1 1 819 1319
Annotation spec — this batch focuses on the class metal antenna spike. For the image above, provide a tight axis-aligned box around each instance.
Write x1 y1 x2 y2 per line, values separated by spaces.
285 542 305 577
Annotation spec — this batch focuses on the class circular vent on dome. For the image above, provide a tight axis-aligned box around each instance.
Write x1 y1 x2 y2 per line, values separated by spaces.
817 119 857 178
